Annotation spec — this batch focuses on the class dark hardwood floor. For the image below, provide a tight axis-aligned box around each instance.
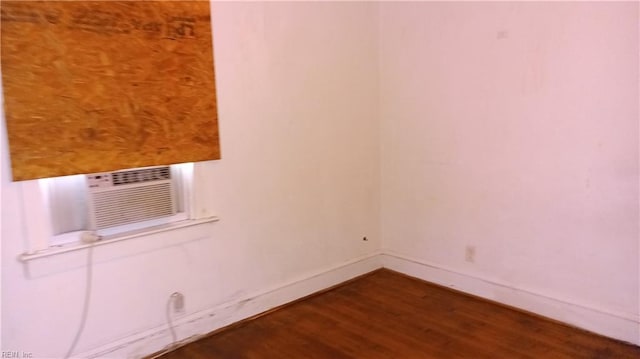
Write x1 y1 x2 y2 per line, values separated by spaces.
158 269 640 358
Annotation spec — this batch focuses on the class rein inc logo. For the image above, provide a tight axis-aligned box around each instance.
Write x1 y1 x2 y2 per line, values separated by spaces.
2 352 32 358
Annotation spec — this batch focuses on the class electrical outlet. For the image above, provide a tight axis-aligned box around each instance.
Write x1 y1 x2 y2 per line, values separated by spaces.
465 246 476 263
172 292 185 314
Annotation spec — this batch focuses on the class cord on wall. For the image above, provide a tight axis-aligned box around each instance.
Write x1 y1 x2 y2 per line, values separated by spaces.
64 242 95 358
167 292 182 347
63 244 184 358
148 292 195 358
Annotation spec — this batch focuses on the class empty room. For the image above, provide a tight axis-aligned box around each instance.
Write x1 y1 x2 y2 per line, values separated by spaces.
0 1 639 358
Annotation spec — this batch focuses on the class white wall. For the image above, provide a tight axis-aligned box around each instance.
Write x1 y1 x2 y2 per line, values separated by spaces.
1 2 380 357
2 1 639 356
379 1 639 343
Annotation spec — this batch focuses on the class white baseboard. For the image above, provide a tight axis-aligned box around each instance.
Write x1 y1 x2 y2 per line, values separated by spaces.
76 250 638 358
78 252 383 359
381 251 640 346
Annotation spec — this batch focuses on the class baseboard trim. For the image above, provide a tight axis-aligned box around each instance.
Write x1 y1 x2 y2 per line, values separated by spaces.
76 250 638 357
78 252 383 358
381 251 640 345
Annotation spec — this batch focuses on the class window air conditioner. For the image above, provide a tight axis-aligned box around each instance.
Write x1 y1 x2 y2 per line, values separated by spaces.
86 166 176 231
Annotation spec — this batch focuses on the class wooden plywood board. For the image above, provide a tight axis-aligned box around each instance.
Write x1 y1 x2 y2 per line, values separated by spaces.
1 0 220 181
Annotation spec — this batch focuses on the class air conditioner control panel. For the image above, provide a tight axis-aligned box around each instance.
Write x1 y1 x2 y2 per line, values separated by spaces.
87 173 113 189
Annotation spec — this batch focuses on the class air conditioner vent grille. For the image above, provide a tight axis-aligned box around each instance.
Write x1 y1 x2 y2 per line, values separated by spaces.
92 182 175 229
112 167 171 186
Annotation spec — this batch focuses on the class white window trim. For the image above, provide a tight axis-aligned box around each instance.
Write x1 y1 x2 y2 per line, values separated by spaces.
18 162 218 261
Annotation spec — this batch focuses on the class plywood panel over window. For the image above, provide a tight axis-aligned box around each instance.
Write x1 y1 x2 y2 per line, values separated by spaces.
1 0 220 181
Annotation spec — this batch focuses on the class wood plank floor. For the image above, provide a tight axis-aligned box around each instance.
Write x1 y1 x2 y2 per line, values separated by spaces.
158 269 640 358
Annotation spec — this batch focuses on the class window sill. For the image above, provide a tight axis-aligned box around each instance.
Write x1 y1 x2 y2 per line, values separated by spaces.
19 216 219 263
